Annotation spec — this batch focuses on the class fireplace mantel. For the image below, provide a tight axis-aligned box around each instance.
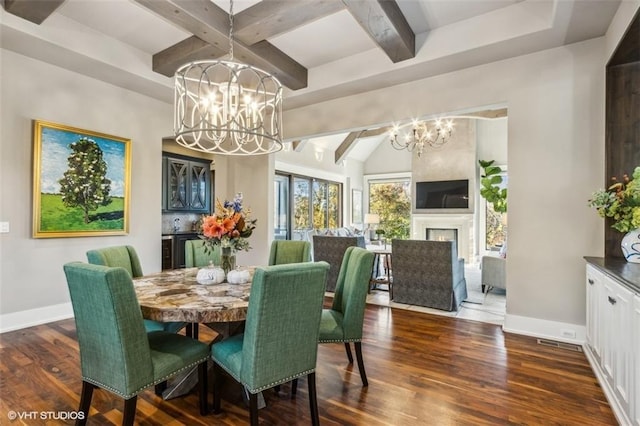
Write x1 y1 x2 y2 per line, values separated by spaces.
412 214 475 262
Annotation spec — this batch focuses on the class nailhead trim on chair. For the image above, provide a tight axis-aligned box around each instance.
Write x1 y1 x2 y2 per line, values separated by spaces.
318 338 361 343
215 362 315 394
82 356 210 399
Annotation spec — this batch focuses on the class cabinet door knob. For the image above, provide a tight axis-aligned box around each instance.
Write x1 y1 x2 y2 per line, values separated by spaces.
607 296 617 305
588 279 594 285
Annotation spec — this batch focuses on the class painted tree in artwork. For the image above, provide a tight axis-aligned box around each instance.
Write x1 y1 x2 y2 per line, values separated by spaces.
58 137 112 223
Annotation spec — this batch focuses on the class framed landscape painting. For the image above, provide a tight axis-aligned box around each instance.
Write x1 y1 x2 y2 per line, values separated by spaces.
32 120 131 238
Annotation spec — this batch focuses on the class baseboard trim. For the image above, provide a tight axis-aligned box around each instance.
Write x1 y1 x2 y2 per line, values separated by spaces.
503 314 586 346
1 302 74 333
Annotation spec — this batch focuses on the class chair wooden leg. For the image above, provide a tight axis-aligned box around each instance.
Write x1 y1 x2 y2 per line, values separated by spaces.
154 381 167 396
291 378 298 397
212 363 223 414
76 381 94 426
307 372 320 426
122 396 137 426
481 284 486 293
198 361 208 415
344 342 354 364
249 392 259 426
354 342 368 387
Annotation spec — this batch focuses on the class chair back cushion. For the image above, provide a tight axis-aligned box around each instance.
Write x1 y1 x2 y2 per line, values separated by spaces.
86 245 143 278
63 262 153 397
268 240 311 265
331 247 375 340
239 261 329 392
312 235 366 291
185 239 221 267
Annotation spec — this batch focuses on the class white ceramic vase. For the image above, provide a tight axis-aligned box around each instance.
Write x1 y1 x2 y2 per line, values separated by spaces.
621 228 640 263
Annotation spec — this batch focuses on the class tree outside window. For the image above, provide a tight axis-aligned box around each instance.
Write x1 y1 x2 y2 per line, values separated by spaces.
369 181 411 240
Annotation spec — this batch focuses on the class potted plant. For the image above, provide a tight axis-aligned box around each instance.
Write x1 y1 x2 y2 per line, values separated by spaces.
589 166 640 262
478 160 507 213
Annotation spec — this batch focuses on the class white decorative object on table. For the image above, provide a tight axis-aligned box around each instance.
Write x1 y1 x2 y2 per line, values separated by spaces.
196 264 225 285
621 228 640 263
226 268 250 284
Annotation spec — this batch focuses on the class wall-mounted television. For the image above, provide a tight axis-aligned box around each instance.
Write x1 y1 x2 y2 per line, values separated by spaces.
415 179 469 209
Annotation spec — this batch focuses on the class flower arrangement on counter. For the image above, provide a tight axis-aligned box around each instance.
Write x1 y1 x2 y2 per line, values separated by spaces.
200 193 256 252
588 166 640 233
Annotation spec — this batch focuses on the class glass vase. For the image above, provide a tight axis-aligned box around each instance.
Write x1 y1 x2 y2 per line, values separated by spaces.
621 228 640 263
221 246 237 277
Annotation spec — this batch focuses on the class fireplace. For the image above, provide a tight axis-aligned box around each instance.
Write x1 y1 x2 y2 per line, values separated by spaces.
426 228 458 244
412 214 475 262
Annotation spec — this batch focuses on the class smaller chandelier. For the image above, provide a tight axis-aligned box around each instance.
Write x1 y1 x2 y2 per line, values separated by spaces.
173 0 283 155
389 118 454 157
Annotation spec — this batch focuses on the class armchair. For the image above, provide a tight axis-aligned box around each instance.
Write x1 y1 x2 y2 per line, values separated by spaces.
391 239 468 311
481 256 506 293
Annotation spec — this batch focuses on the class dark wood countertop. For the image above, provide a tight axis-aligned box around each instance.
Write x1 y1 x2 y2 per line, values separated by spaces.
584 256 640 294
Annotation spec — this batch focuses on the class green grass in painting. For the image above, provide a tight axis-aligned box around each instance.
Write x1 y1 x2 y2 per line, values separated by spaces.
39 193 125 231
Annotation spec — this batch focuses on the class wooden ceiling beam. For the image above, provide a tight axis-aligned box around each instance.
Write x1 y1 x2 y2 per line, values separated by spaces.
234 0 345 45
342 0 415 63
3 0 66 24
153 36 227 77
335 131 364 164
135 0 307 89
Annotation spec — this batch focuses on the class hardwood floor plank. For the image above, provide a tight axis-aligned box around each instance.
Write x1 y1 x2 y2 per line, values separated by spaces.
0 301 616 425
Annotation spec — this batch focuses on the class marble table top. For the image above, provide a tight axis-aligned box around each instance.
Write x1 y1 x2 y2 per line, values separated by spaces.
133 267 255 323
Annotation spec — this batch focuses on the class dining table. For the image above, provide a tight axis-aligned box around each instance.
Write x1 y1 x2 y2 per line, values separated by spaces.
132 266 258 401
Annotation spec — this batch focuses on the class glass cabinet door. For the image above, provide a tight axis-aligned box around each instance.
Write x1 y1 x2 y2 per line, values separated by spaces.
167 159 189 210
189 163 208 211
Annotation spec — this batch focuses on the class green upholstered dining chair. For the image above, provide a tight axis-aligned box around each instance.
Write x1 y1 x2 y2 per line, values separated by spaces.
211 261 329 426
318 246 375 386
63 262 209 426
86 245 187 334
268 240 312 265
185 239 222 267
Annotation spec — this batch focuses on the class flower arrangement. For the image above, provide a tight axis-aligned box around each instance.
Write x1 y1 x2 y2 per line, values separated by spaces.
200 193 256 252
588 166 640 233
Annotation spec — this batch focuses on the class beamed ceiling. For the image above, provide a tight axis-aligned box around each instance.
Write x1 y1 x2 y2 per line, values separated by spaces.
1 0 624 161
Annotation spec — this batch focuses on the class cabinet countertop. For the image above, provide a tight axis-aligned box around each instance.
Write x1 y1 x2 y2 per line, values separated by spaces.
584 256 640 293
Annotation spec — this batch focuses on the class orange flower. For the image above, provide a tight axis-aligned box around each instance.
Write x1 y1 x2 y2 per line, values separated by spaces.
222 217 236 233
202 216 226 239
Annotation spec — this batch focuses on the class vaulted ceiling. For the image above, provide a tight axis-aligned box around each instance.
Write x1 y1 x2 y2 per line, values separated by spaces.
1 0 623 161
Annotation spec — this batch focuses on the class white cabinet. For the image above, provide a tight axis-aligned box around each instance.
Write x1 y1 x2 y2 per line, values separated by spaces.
586 265 603 360
585 263 638 425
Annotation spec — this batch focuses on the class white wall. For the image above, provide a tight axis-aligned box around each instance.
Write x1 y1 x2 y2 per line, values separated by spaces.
0 50 172 329
283 38 606 340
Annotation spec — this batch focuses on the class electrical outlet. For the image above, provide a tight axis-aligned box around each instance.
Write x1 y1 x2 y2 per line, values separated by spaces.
561 329 576 338
0 222 9 233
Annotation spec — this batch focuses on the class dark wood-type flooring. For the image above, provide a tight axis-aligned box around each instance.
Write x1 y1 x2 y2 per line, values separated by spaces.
0 300 617 425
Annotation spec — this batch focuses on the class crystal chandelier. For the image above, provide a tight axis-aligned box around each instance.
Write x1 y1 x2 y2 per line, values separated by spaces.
389 118 454 157
174 0 283 155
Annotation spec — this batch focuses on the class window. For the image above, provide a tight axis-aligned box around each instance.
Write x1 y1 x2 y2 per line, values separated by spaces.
275 172 342 240
368 178 411 240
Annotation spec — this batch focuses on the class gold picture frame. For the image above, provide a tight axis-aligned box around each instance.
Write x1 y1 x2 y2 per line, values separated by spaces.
32 120 131 238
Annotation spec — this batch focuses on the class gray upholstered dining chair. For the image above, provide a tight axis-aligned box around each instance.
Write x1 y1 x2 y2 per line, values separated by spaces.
268 240 311 265
63 262 209 425
318 246 375 386
211 261 329 426
185 239 221 267
86 245 187 334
